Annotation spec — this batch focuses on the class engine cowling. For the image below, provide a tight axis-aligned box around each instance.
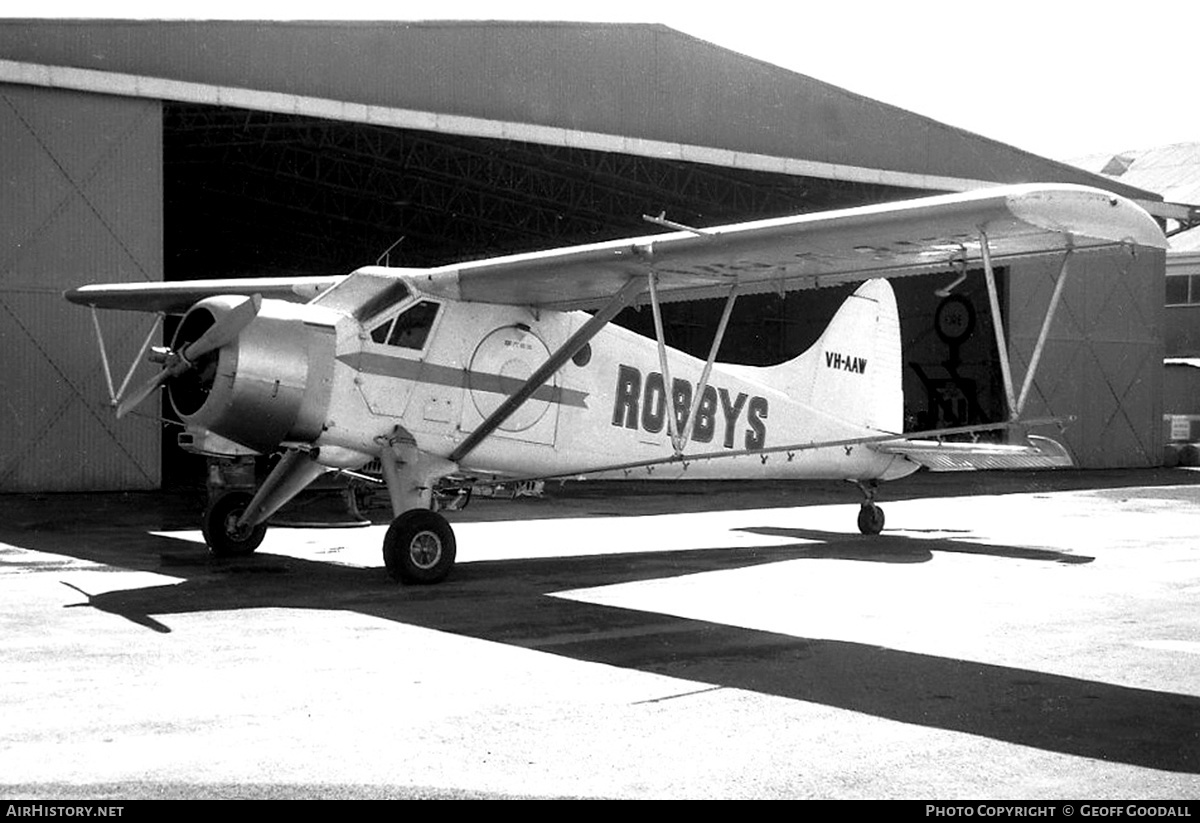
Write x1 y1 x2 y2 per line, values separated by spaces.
168 296 338 453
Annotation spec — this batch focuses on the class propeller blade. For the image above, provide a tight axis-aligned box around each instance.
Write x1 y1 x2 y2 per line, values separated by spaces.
183 294 262 361
115 368 171 419
114 294 261 420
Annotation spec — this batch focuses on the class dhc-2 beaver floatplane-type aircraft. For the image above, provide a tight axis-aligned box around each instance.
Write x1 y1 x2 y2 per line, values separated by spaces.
67 184 1167 584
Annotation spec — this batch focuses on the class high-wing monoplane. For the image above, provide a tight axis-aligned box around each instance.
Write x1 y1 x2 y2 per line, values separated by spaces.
66 184 1168 584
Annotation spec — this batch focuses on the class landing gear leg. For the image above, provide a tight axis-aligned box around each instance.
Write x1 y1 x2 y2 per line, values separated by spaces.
853 480 885 536
201 449 330 557
378 427 458 585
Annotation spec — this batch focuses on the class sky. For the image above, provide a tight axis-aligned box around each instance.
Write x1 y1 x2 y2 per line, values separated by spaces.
4 0 1197 162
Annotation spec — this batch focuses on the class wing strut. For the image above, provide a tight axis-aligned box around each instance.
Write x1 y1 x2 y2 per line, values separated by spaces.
89 306 162 409
681 283 739 451
648 273 738 455
981 230 1074 422
1015 249 1072 417
448 277 644 465
980 230 1018 417
647 272 682 452
647 277 741 455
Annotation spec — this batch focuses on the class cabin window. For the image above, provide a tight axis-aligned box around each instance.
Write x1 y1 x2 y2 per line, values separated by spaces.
1166 274 1200 307
368 300 441 350
369 320 391 344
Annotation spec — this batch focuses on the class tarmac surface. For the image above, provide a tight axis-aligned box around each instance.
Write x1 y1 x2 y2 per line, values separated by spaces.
1 468 1198 799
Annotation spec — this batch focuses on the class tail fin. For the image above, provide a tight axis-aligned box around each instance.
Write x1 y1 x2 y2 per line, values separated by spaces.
762 278 903 432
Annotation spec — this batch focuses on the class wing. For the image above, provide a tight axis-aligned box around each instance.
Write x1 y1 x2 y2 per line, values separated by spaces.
64 276 342 314
64 184 1165 316
419 183 1167 311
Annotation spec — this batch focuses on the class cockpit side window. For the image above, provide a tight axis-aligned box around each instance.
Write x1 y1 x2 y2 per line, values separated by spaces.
368 300 441 351
370 318 393 344
387 301 440 349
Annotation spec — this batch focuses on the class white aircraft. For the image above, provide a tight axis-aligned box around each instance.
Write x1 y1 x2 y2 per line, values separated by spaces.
66 183 1167 584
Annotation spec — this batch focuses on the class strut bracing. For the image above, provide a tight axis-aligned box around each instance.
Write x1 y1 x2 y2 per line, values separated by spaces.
1015 250 1072 417
980 230 1019 419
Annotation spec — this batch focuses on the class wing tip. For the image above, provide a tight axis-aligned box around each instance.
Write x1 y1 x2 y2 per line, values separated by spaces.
1005 184 1169 251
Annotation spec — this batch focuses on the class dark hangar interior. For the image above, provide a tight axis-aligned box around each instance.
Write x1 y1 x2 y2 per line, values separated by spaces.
164 102 923 364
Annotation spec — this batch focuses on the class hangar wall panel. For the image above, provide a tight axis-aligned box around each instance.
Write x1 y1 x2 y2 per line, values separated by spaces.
1007 249 1165 469
0 83 162 490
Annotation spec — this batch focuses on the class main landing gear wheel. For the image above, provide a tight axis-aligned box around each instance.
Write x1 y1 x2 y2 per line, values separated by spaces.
857 503 885 536
202 491 268 557
383 509 457 585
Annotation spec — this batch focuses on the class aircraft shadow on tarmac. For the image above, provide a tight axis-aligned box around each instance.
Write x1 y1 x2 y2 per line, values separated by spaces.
735 526 1096 564
18 518 1195 776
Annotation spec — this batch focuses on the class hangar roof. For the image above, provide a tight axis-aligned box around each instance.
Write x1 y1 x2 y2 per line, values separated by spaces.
0 19 1156 201
1073 143 1200 206
1072 142 1200 247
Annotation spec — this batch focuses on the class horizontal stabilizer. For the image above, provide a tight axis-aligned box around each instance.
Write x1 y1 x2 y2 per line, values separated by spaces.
874 434 1073 472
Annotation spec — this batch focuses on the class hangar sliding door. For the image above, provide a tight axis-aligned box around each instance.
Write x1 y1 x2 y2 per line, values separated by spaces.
1007 250 1165 469
0 84 162 490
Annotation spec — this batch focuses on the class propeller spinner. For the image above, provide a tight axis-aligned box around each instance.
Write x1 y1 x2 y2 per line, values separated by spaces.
116 294 262 419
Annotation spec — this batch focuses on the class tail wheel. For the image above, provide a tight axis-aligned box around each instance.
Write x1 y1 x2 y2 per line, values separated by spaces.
202 491 267 557
857 503 885 536
383 509 456 585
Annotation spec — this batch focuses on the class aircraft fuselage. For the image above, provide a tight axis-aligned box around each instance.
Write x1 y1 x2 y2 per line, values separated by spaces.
311 284 914 483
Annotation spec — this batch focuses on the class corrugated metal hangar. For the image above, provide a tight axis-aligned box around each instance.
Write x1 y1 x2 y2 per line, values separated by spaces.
0 20 1169 491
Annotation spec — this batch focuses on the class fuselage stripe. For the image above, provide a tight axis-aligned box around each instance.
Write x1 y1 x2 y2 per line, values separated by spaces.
339 352 590 408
